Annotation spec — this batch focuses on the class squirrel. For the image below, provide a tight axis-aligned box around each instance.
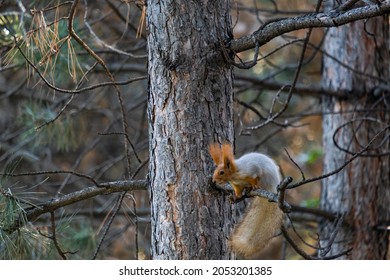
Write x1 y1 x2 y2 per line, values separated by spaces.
209 142 283 259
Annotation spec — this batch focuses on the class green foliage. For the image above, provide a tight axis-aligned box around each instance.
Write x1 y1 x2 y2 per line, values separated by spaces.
29 19 87 86
297 147 323 166
62 222 97 259
17 101 79 152
0 12 28 47
305 148 323 165
39 215 97 260
301 198 320 208
0 181 97 259
3 8 87 86
0 208 97 259
0 184 49 259
0 225 51 260
0 12 31 65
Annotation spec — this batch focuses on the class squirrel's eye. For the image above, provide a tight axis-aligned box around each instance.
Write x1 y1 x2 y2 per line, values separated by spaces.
219 170 225 175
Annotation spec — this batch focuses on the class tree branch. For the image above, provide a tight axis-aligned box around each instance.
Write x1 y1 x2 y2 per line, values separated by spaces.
287 124 390 189
229 1 390 53
235 74 350 99
212 179 292 212
4 179 147 233
15 42 146 94
281 224 352 260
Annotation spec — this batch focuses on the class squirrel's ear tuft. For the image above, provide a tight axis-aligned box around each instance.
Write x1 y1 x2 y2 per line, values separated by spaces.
209 143 222 164
225 158 231 169
221 143 234 168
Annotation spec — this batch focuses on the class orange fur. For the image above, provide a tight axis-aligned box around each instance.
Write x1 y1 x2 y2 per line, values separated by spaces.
209 143 222 164
208 142 283 258
229 197 283 258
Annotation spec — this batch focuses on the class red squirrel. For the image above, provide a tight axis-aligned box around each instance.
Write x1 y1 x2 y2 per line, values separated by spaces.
209 143 283 258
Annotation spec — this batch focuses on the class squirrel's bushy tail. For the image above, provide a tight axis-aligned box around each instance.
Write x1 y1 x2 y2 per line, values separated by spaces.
229 197 283 259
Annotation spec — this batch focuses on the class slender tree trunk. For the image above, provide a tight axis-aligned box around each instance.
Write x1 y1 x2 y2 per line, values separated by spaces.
146 0 235 259
320 4 390 259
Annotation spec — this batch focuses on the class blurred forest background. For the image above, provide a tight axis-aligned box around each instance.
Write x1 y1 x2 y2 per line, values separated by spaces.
0 0 387 259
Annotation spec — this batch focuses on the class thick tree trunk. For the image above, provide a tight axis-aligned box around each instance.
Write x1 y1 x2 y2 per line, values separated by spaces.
146 1 235 259
320 5 390 259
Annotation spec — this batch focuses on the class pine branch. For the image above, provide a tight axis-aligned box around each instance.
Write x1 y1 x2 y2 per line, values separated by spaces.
3 179 147 233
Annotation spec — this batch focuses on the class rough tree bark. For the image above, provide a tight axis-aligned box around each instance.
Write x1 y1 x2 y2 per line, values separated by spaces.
146 1 235 259
320 3 390 259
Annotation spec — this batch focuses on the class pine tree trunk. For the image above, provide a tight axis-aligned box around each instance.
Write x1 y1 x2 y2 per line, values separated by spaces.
146 0 235 259
320 5 390 259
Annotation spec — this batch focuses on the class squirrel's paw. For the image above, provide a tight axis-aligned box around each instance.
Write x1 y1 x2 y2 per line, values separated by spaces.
242 187 252 198
229 195 245 204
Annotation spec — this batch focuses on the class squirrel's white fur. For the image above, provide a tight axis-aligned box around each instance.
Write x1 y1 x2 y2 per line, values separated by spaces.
209 143 283 258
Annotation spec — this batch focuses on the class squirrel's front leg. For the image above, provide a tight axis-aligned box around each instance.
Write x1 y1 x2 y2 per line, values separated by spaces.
230 177 260 203
230 183 252 203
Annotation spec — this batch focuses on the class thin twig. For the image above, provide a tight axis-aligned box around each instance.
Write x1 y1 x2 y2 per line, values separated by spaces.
281 224 352 260
50 211 67 260
16 42 146 93
332 118 390 157
68 0 133 179
1 170 99 187
277 176 293 213
284 148 305 181
92 192 127 259
244 2 318 132
319 214 345 257
287 124 390 189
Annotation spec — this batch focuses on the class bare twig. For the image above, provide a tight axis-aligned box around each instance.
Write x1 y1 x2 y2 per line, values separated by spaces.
229 42 260 69
335 0 361 13
50 211 67 260
281 224 352 260
319 214 345 257
243 2 319 131
289 205 337 222
332 118 390 157
284 148 306 181
234 74 350 99
16 43 146 93
68 0 133 179
287 124 390 189
1 170 100 187
276 176 293 213
92 191 127 260
83 0 147 58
